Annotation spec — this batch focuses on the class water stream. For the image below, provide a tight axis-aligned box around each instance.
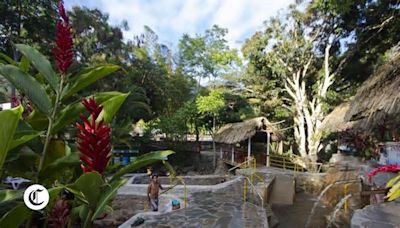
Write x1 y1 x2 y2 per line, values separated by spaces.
326 193 352 228
304 179 359 228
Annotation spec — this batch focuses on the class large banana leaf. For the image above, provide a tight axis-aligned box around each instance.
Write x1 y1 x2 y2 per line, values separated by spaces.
51 92 129 134
111 150 174 182
0 106 23 170
0 65 52 115
61 64 120 100
15 44 59 91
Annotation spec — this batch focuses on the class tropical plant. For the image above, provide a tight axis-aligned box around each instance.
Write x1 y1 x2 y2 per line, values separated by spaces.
0 2 174 227
367 164 400 201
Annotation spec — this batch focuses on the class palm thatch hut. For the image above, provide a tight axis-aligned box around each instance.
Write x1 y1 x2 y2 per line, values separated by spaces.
214 117 282 166
322 47 400 133
321 102 360 133
344 50 400 131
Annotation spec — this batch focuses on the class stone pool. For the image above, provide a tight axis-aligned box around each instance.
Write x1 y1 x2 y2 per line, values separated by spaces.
119 176 269 228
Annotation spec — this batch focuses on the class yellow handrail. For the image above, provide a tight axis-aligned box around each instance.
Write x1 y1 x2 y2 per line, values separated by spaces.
269 154 322 173
344 183 350 212
242 157 267 207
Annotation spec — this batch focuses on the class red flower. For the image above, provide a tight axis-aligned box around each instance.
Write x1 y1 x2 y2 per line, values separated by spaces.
48 199 70 228
76 98 111 174
367 164 400 179
53 0 74 74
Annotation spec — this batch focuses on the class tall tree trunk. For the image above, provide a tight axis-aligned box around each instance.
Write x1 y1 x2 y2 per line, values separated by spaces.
284 44 333 168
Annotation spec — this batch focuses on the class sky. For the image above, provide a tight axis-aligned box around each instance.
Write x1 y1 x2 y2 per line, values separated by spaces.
64 0 294 49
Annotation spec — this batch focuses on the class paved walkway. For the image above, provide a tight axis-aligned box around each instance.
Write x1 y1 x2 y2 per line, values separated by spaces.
122 178 268 228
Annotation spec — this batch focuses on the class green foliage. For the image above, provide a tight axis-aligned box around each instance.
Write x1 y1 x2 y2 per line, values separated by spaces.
387 174 400 201
0 203 32 228
0 44 150 228
61 64 121 100
0 65 52 115
0 106 23 170
15 44 59 91
196 90 225 115
0 0 58 56
179 25 241 82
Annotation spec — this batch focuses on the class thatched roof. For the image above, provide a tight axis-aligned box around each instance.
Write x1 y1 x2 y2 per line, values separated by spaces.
214 117 282 144
320 102 351 133
344 50 400 130
322 47 400 133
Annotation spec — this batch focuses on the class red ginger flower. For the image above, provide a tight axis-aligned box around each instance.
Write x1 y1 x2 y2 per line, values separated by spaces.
367 164 400 180
48 199 70 228
76 98 111 174
53 0 74 74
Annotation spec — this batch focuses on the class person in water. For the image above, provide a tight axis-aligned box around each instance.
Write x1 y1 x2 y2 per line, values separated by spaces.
147 173 164 211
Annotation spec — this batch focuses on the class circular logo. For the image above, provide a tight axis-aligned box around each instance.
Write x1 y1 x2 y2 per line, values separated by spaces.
23 184 49 210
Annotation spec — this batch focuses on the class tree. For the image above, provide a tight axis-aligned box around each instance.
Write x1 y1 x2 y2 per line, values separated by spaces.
196 90 225 168
0 0 58 56
243 3 338 167
178 25 241 88
308 0 400 92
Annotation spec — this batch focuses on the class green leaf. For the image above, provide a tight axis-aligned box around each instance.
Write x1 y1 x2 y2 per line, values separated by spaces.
67 172 104 210
0 189 23 203
0 203 32 228
162 161 177 177
111 150 174 182
4 151 38 180
0 53 16 65
18 56 30 72
26 110 48 131
39 152 80 181
0 106 23 169
91 178 127 221
9 130 41 151
386 174 400 188
0 65 52 115
42 140 68 168
97 92 129 123
15 44 59 91
0 190 23 216
51 92 128 134
387 180 400 201
61 64 120 100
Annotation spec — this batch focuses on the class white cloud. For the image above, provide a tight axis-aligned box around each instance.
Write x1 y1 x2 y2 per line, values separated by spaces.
65 0 293 49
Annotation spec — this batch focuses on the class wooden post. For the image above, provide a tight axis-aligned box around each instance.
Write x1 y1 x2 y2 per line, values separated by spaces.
220 146 223 159
266 132 270 167
231 145 234 164
248 137 252 166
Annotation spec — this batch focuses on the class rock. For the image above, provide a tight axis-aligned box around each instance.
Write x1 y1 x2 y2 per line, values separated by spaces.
351 201 400 228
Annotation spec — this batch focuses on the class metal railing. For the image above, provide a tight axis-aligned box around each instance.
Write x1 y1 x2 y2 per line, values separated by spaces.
269 154 323 174
242 156 267 207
